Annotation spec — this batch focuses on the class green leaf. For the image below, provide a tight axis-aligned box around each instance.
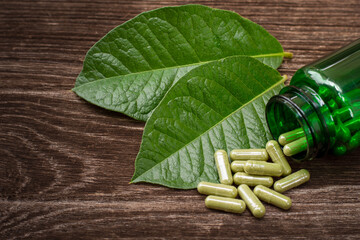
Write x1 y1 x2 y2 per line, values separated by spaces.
73 4 286 121
131 56 286 189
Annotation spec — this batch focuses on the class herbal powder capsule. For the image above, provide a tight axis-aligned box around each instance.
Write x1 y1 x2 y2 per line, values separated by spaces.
238 184 265 218
333 106 354 122
274 169 310 193
278 128 305 146
266 140 292 176
214 150 233 185
348 131 360 150
230 160 247 173
333 143 347 155
233 172 273 187
230 149 269 161
327 99 339 112
335 118 352 143
318 85 333 101
253 185 292 210
344 116 360 133
205 195 246 214
244 160 283 177
197 181 238 198
283 137 308 157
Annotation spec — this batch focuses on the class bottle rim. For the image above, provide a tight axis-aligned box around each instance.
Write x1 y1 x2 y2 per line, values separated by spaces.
266 86 325 161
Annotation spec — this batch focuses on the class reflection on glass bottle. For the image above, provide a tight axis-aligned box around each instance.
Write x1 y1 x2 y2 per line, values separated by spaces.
266 39 360 161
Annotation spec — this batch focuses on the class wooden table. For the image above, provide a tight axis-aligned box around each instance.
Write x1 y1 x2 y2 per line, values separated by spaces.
1 0 360 239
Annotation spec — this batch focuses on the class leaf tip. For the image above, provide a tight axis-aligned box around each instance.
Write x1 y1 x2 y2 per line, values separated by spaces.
130 175 139 183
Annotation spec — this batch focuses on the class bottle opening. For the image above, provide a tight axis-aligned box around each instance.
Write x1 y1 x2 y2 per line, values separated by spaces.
266 87 320 161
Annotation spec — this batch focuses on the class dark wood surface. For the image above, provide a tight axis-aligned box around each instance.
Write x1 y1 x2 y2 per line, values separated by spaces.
1 0 360 239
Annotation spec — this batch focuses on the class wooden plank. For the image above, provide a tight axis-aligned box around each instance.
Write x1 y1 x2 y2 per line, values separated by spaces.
1 185 360 239
1 0 360 238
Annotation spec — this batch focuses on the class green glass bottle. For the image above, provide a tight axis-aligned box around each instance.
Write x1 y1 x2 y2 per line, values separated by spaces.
266 39 360 161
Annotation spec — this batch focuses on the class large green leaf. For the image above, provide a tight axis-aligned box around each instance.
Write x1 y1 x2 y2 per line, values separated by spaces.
73 4 287 121
131 56 286 189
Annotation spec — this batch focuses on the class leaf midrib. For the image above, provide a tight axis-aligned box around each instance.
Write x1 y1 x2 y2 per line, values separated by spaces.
131 75 287 182
74 52 285 90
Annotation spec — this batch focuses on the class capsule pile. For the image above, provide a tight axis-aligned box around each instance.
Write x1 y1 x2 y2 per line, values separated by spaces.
318 87 360 155
197 139 310 218
279 86 360 157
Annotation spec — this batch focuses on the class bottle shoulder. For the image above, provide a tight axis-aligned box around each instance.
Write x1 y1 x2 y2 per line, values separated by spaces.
290 67 324 91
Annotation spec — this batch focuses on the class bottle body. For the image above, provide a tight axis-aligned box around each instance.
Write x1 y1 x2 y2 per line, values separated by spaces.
266 39 360 161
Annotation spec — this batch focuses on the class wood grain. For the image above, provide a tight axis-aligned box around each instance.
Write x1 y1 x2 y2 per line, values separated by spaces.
1 0 360 239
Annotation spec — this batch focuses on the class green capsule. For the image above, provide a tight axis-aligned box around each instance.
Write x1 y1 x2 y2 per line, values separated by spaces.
266 140 292 176
274 169 310 193
318 85 333 101
344 116 360 133
230 161 246 173
254 185 292 210
205 195 246 214
335 96 347 108
214 150 233 185
348 132 360 150
333 143 347 155
278 128 305 146
333 106 353 122
197 181 238 198
230 149 269 161
238 184 265 218
283 137 308 157
335 122 351 143
244 160 282 177
233 172 273 187
327 99 339 112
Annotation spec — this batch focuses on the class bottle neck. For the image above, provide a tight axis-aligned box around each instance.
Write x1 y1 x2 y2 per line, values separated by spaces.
266 85 334 161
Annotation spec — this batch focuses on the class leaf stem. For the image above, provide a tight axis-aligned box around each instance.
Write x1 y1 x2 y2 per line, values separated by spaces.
251 52 293 59
283 52 293 58
281 75 288 83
